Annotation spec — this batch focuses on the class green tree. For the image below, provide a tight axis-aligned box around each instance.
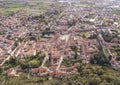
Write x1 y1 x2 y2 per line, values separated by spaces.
0 67 3 75
88 78 101 85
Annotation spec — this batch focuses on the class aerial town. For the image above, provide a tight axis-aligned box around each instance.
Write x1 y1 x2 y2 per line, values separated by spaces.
0 0 120 85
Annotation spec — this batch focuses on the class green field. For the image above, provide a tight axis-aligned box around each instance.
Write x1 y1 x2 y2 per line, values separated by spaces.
76 1 93 7
27 2 50 15
112 9 120 15
0 1 51 16
0 1 26 16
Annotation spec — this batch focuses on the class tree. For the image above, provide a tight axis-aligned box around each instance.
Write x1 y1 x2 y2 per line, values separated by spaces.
70 46 78 59
102 32 113 42
0 67 3 75
28 60 40 68
90 52 110 66
20 54 44 69
88 78 101 85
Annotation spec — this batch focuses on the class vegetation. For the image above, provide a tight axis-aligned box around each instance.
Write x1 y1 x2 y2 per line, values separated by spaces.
4 58 19 69
102 33 113 42
0 1 25 16
0 0 120 85
76 1 93 7
0 1 51 16
88 34 97 39
0 50 119 85
34 2 50 9
0 64 120 85
112 9 120 15
20 53 44 69
0 67 3 75
112 44 120 60
90 51 110 66
81 32 89 38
